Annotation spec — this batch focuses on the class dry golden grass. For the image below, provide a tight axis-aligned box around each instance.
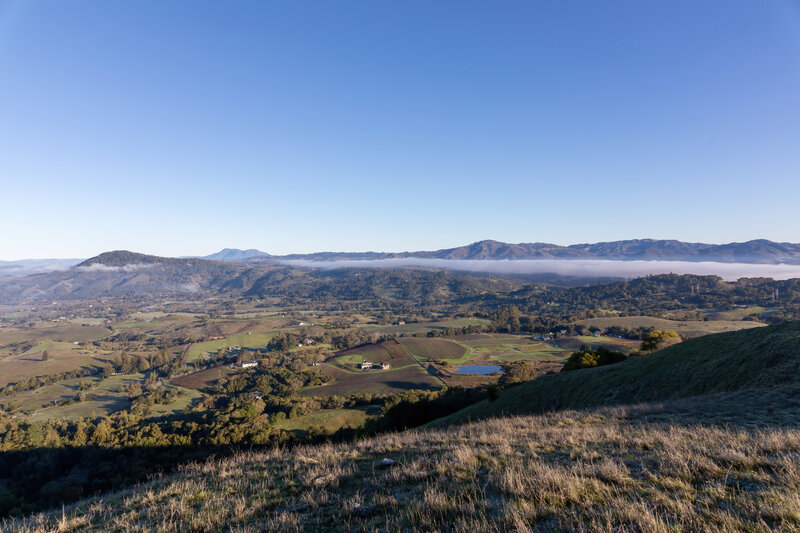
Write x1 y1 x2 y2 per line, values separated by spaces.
5 393 800 532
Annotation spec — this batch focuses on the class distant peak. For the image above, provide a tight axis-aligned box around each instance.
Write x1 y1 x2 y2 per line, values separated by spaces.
203 248 271 261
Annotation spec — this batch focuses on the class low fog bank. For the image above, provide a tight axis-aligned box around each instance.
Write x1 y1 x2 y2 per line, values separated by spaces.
76 263 156 273
0 259 83 277
280 258 800 282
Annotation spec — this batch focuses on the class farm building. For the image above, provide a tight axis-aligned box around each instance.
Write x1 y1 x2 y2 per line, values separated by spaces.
241 361 258 369
381 362 391 370
360 361 373 370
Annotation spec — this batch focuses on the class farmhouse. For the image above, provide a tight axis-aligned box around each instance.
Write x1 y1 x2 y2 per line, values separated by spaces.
360 361 373 370
381 362 391 370
241 361 258 369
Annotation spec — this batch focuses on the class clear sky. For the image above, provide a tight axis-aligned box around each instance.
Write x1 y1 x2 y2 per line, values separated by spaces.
1 1 799 260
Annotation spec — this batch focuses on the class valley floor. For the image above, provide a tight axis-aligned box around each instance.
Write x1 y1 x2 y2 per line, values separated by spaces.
8 389 800 532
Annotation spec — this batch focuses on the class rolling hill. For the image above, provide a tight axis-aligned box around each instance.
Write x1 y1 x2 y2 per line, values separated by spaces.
432 319 800 426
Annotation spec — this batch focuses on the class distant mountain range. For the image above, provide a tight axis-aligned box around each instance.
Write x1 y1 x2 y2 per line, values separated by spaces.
2 240 800 303
204 239 800 264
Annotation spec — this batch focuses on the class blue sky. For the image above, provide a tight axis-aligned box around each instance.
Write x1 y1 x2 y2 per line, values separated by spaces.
1 1 799 259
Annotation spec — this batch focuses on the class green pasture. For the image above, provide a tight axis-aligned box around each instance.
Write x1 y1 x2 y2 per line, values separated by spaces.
363 317 491 336
27 374 145 421
702 306 772 321
410 334 569 365
20 341 82 356
0 323 112 345
186 332 276 362
573 316 766 338
336 353 368 365
66 318 109 326
577 335 628 344
147 385 204 417
0 349 113 388
274 408 369 435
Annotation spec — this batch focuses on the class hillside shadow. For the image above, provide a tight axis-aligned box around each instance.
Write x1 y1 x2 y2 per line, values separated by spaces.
0 441 266 518
614 384 800 428
0 419 362 519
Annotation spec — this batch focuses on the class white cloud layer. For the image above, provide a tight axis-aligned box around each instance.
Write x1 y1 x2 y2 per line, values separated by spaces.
76 263 156 273
279 258 800 282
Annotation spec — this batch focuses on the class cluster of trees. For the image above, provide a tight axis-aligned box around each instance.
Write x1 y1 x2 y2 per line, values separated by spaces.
560 330 681 372
246 267 522 309
562 347 628 372
236 269 800 325
366 388 487 432
482 274 800 322
640 330 682 352
0 367 101 398
115 348 184 379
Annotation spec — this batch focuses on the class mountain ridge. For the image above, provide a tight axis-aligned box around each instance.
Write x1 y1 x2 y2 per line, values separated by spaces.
205 238 800 264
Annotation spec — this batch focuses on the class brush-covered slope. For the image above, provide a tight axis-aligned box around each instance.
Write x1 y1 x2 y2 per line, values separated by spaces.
0 251 268 302
433 320 800 427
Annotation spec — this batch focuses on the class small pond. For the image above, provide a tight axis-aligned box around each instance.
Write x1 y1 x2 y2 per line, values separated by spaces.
453 364 503 375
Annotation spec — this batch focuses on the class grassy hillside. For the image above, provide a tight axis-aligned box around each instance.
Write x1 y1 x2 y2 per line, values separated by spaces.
7 392 800 532
432 320 800 426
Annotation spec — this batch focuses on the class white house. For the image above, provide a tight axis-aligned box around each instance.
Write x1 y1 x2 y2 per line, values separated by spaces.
241 361 258 369
360 361 372 370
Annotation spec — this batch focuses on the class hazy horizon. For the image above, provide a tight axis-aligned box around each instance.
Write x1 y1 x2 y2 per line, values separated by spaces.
4 235 800 262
